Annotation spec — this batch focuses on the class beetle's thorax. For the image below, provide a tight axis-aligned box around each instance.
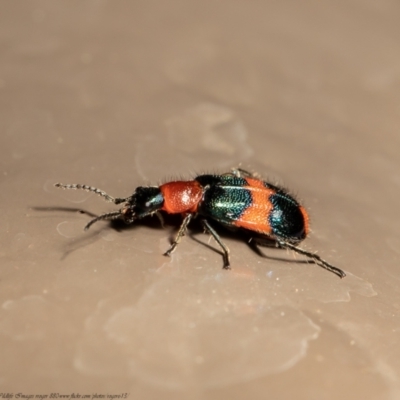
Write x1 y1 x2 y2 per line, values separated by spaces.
160 180 204 214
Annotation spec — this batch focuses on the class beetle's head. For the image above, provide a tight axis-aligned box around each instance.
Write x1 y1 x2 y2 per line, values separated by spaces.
120 186 164 224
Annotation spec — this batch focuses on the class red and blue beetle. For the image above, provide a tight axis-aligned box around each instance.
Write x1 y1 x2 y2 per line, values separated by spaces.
55 168 346 278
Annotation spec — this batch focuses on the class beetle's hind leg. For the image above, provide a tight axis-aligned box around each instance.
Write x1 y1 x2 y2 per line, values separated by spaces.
202 219 231 269
276 240 346 279
164 214 193 257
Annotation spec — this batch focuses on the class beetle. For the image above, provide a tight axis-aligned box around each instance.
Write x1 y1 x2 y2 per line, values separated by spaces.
55 168 346 278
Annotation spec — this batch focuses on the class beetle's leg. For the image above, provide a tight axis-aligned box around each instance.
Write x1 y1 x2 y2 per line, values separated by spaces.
277 240 346 279
230 167 259 179
155 211 165 228
164 214 193 257
55 183 128 205
202 219 231 269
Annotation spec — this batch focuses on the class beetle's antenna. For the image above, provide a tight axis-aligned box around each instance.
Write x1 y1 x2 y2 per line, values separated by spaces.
55 183 128 204
84 210 122 231
277 240 346 279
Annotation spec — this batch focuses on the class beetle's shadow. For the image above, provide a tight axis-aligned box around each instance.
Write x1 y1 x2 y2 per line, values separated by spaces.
35 206 312 266
32 206 99 219
33 206 163 260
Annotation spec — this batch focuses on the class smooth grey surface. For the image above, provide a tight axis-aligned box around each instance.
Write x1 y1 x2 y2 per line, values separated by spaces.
1 1 399 399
